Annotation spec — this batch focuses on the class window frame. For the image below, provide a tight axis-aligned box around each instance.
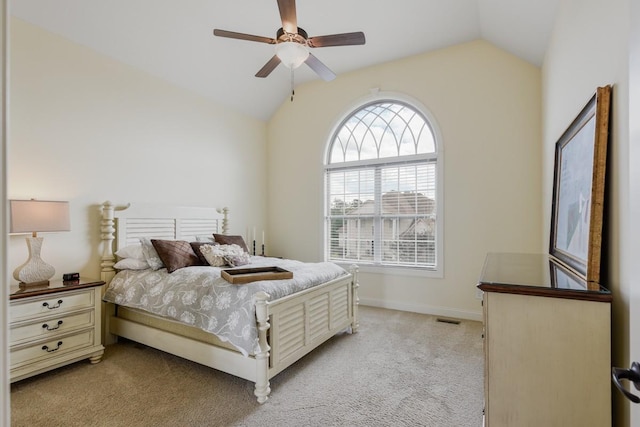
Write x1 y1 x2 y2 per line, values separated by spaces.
323 93 444 278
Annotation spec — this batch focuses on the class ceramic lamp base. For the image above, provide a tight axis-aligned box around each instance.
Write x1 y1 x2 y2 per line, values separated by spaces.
13 237 56 284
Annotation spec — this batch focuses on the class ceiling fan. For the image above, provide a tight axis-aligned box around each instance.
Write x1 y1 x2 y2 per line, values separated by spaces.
213 0 366 82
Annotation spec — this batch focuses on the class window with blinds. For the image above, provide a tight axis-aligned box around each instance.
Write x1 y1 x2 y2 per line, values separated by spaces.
325 100 441 270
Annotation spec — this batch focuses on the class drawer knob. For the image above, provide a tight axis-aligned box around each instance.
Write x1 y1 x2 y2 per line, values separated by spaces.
42 320 63 331
42 341 63 353
42 299 63 309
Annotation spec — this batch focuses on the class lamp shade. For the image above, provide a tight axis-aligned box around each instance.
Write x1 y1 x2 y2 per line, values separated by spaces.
275 41 309 69
10 200 70 234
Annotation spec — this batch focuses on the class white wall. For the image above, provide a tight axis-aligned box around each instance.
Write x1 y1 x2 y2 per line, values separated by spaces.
1 2 9 425
267 40 543 320
629 1 640 425
542 0 631 424
7 18 268 283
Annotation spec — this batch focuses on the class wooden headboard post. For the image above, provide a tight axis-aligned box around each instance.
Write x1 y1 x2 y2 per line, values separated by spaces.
218 207 229 235
100 201 117 285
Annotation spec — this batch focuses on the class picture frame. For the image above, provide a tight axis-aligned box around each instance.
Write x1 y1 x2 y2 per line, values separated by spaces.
549 85 611 285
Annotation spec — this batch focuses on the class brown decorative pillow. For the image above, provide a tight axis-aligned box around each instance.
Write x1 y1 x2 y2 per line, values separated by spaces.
151 239 203 273
213 234 249 253
190 241 217 265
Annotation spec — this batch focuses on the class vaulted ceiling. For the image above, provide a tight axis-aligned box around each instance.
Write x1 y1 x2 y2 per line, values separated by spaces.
11 0 559 121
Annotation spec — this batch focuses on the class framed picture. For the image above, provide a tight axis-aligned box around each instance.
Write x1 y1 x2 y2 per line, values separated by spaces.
549 85 611 284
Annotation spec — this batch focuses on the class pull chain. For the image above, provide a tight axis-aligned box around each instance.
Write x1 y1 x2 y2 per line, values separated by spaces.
290 68 295 102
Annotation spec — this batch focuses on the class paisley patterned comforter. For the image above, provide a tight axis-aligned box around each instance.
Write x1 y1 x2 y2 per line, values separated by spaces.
103 256 348 356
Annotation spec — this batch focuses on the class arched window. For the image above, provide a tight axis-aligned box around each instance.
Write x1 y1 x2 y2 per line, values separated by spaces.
325 99 442 272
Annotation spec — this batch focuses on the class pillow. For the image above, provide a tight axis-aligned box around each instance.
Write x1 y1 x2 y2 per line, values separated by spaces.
139 237 165 270
190 241 217 265
213 234 249 253
115 244 144 260
200 244 249 267
224 251 251 267
195 235 216 243
199 244 227 267
151 239 203 273
114 258 150 270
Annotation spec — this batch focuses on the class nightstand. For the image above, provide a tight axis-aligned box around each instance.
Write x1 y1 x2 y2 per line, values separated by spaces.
9 278 106 382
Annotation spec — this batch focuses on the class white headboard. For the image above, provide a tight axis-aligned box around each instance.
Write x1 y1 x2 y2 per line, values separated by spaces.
100 201 229 284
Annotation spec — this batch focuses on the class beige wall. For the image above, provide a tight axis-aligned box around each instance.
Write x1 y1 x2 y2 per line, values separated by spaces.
542 0 632 424
268 40 542 320
7 18 268 282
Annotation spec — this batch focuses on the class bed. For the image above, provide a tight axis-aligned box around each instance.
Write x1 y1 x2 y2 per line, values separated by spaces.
99 201 360 403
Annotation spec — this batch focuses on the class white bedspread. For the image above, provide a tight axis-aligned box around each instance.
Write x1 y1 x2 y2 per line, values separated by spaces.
102 256 348 356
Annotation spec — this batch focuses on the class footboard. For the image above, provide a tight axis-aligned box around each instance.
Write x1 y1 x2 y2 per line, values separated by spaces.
267 269 358 377
249 266 359 402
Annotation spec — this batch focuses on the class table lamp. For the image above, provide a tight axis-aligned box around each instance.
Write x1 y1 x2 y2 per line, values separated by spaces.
10 199 70 286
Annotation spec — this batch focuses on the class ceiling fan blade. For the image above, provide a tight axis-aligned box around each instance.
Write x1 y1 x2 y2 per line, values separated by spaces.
305 53 336 81
213 29 276 44
277 0 298 34
308 32 366 48
255 55 282 78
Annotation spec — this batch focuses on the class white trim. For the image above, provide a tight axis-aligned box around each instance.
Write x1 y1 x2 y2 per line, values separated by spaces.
360 299 482 322
322 90 444 277
325 153 438 171
335 262 444 279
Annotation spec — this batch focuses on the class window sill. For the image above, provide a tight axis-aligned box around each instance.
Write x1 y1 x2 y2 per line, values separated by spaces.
335 262 443 279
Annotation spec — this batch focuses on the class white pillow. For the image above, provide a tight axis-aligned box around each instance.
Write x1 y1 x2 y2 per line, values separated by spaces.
115 244 144 260
139 237 164 270
114 258 150 270
195 235 215 243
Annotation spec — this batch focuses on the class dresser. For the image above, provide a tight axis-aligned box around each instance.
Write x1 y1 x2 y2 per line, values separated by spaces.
9 278 105 382
478 253 612 427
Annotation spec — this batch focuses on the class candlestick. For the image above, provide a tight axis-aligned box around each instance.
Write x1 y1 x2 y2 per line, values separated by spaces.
253 240 256 256
261 244 265 257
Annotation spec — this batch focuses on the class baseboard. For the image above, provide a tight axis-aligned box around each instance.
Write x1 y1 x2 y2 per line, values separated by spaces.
359 297 483 322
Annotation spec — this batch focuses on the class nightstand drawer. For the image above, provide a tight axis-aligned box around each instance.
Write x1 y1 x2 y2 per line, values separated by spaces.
10 329 95 368
10 310 94 345
10 289 94 322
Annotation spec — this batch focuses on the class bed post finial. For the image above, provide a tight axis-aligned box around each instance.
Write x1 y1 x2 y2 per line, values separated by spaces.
217 207 230 235
253 291 271 403
100 201 117 284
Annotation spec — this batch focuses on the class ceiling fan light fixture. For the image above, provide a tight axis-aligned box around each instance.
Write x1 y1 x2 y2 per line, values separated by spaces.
213 0 365 80
275 41 309 69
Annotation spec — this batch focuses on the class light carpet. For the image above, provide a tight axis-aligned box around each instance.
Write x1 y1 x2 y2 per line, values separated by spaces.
11 306 484 427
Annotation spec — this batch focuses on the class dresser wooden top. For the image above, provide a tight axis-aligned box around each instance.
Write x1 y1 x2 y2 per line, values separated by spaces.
10 278 105 300
477 253 612 303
